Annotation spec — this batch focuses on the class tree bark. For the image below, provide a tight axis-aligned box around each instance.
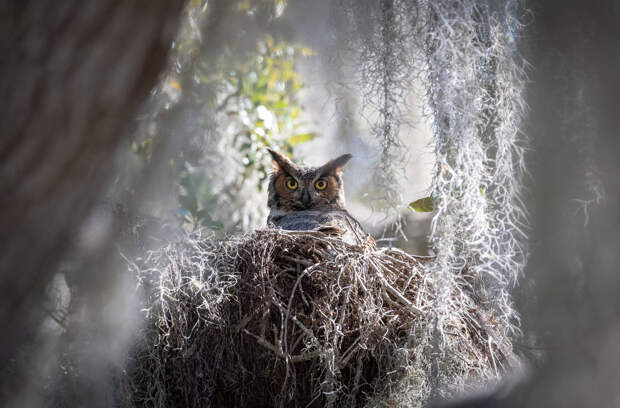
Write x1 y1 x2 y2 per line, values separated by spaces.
0 0 185 367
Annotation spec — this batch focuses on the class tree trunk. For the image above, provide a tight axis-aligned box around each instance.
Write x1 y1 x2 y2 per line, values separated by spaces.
0 0 185 367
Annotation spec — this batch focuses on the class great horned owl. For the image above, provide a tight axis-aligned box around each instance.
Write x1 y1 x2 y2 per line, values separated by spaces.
266 149 371 246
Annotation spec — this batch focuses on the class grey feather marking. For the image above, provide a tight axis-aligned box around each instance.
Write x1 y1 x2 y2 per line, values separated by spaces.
270 209 369 245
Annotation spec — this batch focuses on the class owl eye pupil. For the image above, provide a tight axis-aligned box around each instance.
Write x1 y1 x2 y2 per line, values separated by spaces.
286 179 298 190
315 179 328 190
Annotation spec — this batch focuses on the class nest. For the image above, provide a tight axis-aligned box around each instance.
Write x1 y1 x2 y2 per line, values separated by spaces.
123 229 516 408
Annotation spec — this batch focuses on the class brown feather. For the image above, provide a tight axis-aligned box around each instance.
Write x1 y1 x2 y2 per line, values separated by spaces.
318 154 352 176
267 148 298 176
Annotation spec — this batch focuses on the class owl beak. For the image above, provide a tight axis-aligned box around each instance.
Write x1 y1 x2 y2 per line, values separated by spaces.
302 189 312 207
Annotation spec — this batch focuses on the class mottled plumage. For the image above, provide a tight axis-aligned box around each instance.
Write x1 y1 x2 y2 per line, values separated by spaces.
266 149 371 245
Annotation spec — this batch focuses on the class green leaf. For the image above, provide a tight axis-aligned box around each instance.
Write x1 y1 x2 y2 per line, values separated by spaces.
197 209 223 229
178 194 198 215
236 1 251 11
288 132 316 146
300 48 316 57
244 152 256 167
408 196 434 213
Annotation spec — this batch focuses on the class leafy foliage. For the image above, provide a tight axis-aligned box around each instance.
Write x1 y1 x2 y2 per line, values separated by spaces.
177 167 224 230
215 35 317 191
408 196 434 213
131 1 317 232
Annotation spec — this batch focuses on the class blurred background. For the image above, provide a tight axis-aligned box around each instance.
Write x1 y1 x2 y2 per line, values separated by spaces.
1 0 620 406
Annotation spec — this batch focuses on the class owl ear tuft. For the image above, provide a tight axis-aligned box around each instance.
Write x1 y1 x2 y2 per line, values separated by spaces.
267 148 296 175
320 153 352 175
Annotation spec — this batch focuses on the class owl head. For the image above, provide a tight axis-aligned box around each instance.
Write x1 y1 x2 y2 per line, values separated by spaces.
266 149 352 213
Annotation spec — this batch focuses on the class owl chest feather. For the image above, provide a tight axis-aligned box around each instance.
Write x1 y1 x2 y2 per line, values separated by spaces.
268 208 370 246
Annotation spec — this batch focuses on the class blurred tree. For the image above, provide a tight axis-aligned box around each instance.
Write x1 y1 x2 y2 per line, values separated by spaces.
0 0 185 369
129 0 317 232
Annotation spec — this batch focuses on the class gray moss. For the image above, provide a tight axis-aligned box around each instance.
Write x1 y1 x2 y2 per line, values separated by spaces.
121 229 516 408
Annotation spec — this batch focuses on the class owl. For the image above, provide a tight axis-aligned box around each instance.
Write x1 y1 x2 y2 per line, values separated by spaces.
266 148 372 246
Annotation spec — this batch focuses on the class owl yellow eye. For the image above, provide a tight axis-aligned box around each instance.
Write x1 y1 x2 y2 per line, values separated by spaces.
314 179 328 191
286 178 298 190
